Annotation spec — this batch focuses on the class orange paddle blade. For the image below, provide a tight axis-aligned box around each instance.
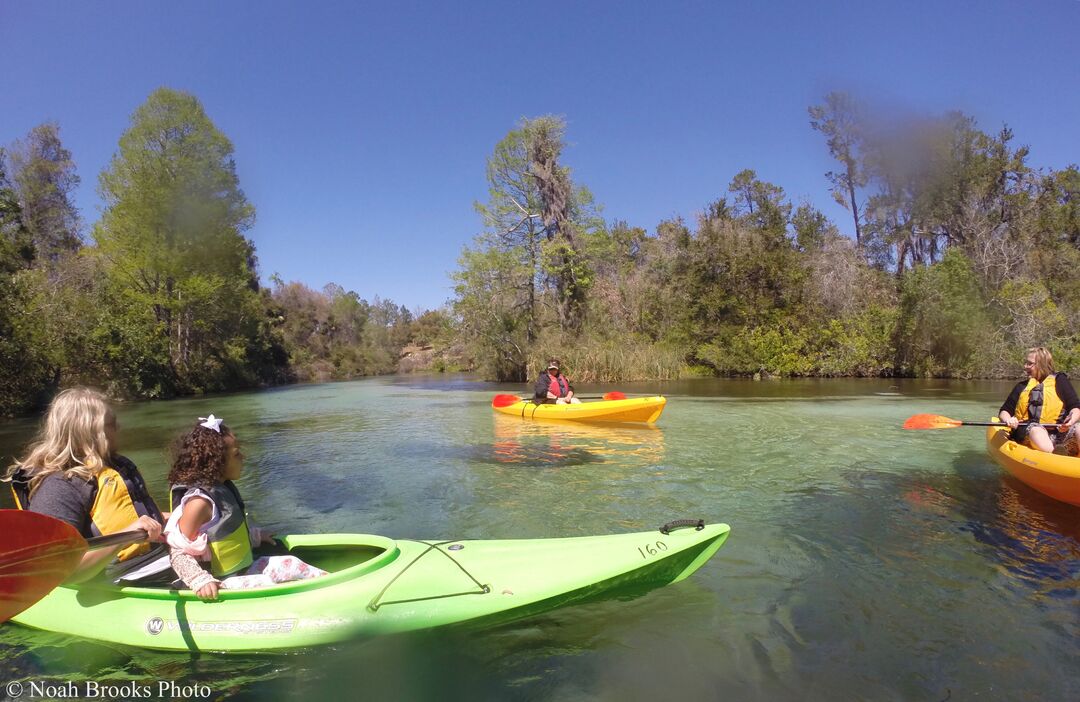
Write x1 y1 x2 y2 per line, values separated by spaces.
602 391 627 401
492 394 525 408
0 510 88 623
902 414 964 430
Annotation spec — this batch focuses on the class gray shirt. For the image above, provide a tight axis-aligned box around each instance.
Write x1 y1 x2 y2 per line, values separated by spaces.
28 471 97 538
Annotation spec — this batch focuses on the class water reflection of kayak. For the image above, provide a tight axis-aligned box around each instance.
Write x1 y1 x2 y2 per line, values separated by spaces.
491 413 665 466
492 396 667 423
986 424 1080 507
12 522 729 652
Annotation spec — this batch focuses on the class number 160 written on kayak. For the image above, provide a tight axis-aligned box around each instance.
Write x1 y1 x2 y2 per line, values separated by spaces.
637 541 669 559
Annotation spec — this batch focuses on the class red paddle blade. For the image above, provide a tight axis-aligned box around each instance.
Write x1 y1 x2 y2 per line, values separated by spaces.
492 394 524 408
0 510 88 623
602 392 627 401
902 414 963 430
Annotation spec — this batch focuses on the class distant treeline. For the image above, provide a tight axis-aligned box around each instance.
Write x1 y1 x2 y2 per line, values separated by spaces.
453 97 1080 383
3 88 1078 415
0 88 453 416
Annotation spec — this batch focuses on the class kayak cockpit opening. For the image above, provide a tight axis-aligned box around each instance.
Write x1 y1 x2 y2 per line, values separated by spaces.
66 535 401 601
287 543 390 573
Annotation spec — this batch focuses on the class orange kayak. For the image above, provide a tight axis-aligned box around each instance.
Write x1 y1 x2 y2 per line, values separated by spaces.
986 424 1080 507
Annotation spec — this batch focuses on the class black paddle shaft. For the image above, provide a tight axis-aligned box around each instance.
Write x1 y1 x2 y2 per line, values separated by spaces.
86 529 148 550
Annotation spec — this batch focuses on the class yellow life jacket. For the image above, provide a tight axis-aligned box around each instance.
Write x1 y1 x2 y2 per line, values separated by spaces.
90 466 157 561
170 481 253 577
1015 374 1066 425
9 457 162 562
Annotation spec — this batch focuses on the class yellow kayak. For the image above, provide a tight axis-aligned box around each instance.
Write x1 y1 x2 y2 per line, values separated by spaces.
492 395 667 423
986 423 1080 507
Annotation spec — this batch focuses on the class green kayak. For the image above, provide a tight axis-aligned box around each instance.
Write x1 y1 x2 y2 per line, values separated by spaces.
11 520 730 652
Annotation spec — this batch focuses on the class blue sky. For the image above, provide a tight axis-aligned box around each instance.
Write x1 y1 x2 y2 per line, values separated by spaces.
2 1 1078 311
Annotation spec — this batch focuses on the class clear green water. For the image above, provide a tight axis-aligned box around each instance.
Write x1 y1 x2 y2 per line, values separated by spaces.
1 375 1078 700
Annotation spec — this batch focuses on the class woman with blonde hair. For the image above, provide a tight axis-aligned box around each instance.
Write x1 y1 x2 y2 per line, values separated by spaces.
998 347 1080 454
5 387 167 583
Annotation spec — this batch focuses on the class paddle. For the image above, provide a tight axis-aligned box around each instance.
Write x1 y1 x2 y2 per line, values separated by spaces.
0 509 147 623
903 414 1059 430
492 391 628 408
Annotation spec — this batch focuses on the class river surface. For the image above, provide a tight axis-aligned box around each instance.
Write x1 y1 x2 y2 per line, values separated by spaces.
1 375 1078 701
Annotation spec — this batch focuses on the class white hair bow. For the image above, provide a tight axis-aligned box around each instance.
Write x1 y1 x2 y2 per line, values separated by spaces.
199 415 224 433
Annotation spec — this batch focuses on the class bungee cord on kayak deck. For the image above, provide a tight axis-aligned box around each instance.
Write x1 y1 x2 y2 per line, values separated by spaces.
366 540 490 612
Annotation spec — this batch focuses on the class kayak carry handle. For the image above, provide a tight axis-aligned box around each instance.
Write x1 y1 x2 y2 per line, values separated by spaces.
659 519 705 535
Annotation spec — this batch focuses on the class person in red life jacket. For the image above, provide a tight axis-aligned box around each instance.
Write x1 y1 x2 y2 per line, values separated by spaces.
533 359 581 404
998 346 1080 454
4 387 168 583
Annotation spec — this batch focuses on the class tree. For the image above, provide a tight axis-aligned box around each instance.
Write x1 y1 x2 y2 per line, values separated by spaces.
673 173 807 370
269 277 414 380
93 87 272 395
526 117 596 329
362 296 412 372
1028 166 1080 339
409 309 453 347
455 116 599 380
0 151 33 266
893 250 1001 376
0 152 53 413
791 202 834 252
727 169 792 238
472 121 546 346
810 92 867 246
453 245 533 380
9 123 81 266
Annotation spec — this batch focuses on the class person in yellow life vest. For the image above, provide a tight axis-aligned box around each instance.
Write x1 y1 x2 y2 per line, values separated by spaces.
3 387 167 583
999 347 1080 453
164 415 325 601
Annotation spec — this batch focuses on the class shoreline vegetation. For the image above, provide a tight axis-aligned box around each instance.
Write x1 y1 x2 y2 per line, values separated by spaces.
2 88 1077 416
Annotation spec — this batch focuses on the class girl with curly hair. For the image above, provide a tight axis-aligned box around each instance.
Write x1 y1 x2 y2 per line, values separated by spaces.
164 415 325 601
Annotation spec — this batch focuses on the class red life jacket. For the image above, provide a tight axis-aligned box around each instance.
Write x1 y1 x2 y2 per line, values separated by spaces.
548 374 569 398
